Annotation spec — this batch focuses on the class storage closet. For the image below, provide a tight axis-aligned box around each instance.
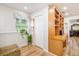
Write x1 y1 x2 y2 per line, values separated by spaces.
48 5 66 56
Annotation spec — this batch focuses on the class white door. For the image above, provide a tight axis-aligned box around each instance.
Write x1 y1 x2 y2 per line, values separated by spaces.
34 15 44 48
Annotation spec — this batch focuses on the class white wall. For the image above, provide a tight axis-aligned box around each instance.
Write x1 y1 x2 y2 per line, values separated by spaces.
0 5 29 47
0 5 16 33
0 5 29 33
31 7 48 50
0 33 27 47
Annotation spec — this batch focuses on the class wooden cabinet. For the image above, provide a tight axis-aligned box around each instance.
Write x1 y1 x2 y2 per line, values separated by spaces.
48 5 66 56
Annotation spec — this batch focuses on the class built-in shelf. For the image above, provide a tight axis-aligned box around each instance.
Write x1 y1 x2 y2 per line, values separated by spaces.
48 5 65 56
55 8 64 35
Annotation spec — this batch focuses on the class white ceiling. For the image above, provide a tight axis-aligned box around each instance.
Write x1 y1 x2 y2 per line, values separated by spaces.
54 3 79 17
1 3 48 14
1 3 79 17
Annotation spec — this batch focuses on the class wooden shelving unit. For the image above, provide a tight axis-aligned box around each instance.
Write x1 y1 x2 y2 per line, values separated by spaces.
48 5 66 56
55 8 64 35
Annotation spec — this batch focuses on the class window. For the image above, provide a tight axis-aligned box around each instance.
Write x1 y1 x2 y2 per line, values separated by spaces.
16 18 27 33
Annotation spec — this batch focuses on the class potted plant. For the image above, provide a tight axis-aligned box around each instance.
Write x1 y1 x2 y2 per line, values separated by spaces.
20 29 32 45
27 34 32 45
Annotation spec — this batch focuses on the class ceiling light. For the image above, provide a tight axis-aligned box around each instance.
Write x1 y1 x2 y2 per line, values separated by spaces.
49 8 54 13
24 6 28 10
63 6 67 10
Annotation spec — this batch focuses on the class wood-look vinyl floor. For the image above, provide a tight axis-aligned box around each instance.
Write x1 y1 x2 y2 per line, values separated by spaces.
64 37 79 56
20 45 54 56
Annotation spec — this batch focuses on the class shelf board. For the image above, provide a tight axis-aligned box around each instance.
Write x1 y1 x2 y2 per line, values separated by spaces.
55 8 59 14
55 25 60 27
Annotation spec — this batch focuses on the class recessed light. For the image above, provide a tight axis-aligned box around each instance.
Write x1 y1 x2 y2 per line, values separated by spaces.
63 6 67 10
49 8 54 13
24 6 28 10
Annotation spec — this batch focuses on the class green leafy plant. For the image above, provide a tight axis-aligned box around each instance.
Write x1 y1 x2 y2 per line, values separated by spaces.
20 29 32 44
27 34 32 44
20 29 26 34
